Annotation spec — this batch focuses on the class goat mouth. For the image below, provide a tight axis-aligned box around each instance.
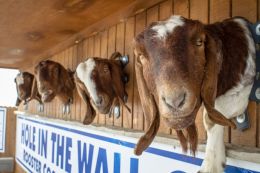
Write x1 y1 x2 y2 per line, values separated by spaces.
163 114 196 130
162 101 200 130
93 102 112 114
41 90 55 102
161 98 197 119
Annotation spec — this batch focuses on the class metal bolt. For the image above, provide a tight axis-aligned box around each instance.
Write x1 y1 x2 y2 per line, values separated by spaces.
236 113 246 123
256 24 260 36
255 88 260 99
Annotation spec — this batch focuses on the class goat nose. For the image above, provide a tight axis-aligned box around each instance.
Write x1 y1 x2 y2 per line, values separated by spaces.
162 92 186 109
95 97 103 106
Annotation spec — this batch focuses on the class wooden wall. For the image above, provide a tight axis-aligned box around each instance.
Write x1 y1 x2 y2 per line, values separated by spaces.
0 107 16 173
19 0 260 150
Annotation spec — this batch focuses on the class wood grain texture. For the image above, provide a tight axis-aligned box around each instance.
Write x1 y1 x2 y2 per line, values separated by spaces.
123 17 135 129
145 6 159 131
99 30 109 125
133 11 146 131
231 0 257 147
189 0 208 142
173 0 189 18
114 22 125 127
106 26 117 127
209 0 230 23
73 43 81 122
257 103 260 148
210 0 231 144
231 102 257 147
0 108 16 158
232 0 257 22
190 0 209 23
159 0 173 20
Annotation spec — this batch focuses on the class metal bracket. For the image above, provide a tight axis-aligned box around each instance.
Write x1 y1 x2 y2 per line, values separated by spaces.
23 103 28 110
249 22 260 103
119 55 129 68
114 106 120 119
235 109 250 131
37 104 44 112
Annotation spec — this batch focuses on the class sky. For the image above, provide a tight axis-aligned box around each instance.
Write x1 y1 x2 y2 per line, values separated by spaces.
0 68 19 107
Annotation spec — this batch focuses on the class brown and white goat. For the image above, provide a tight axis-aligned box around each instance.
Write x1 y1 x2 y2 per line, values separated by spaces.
75 52 129 125
134 15 255 173
34 60 75 114
15 72 42 107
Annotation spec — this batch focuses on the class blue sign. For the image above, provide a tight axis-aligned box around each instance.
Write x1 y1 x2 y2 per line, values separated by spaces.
16 114 260 173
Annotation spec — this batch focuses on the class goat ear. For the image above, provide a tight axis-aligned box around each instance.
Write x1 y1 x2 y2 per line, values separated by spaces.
201 34 236 129
30 77 38 101
109 62 130 110
74 73 96 125
133 46 160 155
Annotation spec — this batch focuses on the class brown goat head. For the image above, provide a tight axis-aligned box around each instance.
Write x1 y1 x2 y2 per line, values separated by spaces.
34 60 75 104
75 52 129 124
15 72 42 106
133 15 235 155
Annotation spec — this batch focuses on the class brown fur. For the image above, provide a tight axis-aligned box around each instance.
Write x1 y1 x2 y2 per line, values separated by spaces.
15 72 42 106
134 16 249 155
34 60 75 104
75 52 130 125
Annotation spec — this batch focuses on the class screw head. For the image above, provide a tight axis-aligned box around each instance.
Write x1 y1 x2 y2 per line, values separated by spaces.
256 24 260 36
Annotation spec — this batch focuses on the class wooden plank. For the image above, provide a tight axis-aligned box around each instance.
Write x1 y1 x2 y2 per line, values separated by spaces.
123 17 135 129
190 0 208 23
92 33 101 124
257 104 260 148
159 0 173 20
67 46 74 121
189 0 208 142
79 40 88 123
232 0 257 22
114 22 125 127
231 102 257 147
143 6 159 131
75 42 83 122
57 51 64 119
210 0 231 144
106 26 117 127
147 5 159 25
64 48 69 120
99 30 108 125
231 0 257 147
173 0 189 18
210 0 230 23
133 11 146 131
259 0 260 20
71 45 78 121
51 55 58 119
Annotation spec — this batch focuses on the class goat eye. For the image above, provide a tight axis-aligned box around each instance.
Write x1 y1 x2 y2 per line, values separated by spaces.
196 38 203 46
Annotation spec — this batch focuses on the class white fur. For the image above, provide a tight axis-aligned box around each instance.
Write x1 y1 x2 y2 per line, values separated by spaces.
16 73 24 85
152 15 184 39
200 19 256 173
76 58 99 103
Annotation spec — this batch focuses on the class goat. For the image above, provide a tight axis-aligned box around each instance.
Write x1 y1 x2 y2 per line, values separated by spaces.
14 72 42 107
75 52 130 125
34 60 75 114
133 15 255 173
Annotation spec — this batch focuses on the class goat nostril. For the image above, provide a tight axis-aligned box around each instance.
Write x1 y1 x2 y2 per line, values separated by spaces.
162 92 186 109
96 97 103 105
162 96 173 109
177 93 186 108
